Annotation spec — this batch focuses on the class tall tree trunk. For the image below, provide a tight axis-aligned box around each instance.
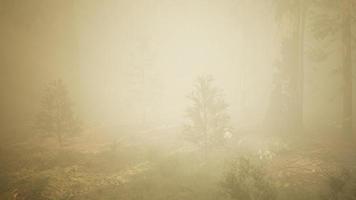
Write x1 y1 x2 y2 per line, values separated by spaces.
342 2 353 135
294 0 306 132
265 0 306 134
203 93 208 159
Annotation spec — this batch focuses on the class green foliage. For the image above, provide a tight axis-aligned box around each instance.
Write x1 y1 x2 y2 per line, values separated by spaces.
183 75 231 147
320 169 356 200
0 144 145 200
309 0 356 47
107 152 220 200
35 79 81 146
310 12 340 41
221 157 277 200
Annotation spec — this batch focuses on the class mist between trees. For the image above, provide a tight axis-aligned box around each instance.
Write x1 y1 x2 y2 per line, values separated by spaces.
0 0 356 199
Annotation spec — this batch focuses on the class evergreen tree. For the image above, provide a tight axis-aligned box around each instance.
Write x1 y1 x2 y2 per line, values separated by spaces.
184 75 231 149
35 80 81 146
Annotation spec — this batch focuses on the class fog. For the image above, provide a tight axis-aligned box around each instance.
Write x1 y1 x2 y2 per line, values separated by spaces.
1 0 356 199
76 0 280 128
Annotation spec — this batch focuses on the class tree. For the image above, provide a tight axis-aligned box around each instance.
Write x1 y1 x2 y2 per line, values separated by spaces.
265 38 302 134
310 0 355 134
183 75 231 149
127 36 160 128
35 80 81 146
267 0 311 132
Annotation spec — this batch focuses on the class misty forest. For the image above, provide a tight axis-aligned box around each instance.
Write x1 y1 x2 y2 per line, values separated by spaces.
1 0 356 199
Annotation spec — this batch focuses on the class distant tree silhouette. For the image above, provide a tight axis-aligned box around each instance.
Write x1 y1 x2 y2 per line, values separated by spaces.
35 80 81 146
310 0 355 135
184 75 231 150
127 37 160 128
269 0 316 133
265 39 301 134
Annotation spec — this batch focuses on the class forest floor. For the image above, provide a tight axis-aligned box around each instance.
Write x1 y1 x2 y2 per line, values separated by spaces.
1 126 356 200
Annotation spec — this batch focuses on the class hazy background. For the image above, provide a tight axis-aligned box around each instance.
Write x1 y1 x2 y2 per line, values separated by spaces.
1 1 356 200
2 0 353 135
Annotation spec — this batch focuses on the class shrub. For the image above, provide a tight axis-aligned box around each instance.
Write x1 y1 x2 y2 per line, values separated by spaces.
221 157 277 200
